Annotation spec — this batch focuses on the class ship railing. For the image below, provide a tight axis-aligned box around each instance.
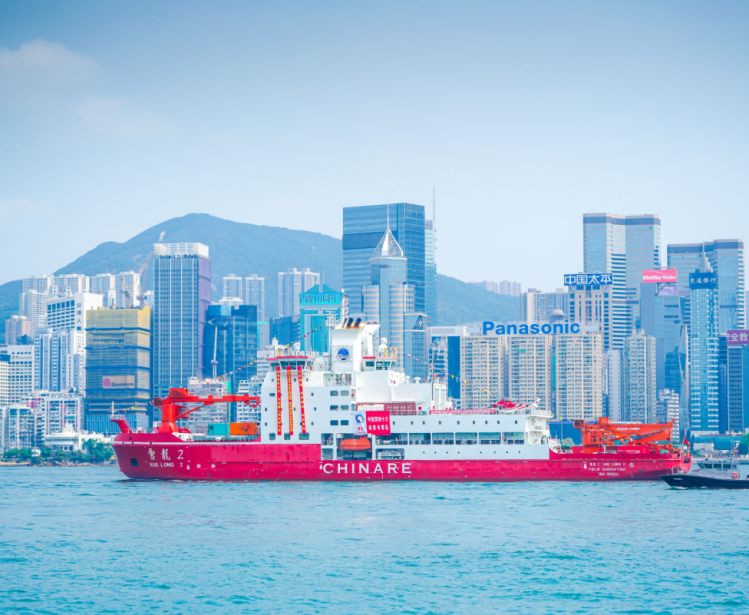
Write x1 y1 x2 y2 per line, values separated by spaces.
430 407 553 418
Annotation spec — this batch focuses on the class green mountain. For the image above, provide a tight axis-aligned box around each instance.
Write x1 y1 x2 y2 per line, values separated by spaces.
0 213 518 342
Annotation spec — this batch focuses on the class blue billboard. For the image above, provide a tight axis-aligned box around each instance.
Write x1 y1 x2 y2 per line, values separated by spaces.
482 322 582 335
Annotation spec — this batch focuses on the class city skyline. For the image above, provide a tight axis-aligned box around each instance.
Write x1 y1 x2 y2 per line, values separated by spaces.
2 2 748 290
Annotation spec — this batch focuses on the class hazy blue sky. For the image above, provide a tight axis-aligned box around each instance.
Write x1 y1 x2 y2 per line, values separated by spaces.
1 1 748 289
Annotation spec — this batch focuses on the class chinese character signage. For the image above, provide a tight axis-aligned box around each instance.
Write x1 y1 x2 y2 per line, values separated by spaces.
643 269 677 283
365 411 391 435
727 330 749 345
563 273 613 286
299 292 342 305
688 273 718 289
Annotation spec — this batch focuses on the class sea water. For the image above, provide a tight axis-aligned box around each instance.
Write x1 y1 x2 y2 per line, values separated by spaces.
1 466 747 614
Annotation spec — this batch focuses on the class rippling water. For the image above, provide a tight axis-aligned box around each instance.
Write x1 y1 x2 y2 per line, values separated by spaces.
1 467 748 614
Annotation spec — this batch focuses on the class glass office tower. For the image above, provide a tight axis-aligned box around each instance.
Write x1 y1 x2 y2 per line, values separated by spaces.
583 214 661 348
203 304 258 382
425 218 437 325
667 240 745 333
689 260 720 433
152 243 211 399
343 204 427 321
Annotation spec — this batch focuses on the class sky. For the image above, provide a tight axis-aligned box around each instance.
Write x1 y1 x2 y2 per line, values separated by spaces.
1 1 748 290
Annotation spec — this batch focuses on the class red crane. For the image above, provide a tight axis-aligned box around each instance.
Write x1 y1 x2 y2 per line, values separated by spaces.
150 387 259 434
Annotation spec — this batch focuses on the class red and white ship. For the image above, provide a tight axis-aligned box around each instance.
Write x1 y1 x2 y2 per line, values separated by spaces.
112 319 690 481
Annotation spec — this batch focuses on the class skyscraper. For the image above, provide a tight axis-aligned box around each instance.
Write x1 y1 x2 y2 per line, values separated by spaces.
667 240 745 333
152 243 211 398
343 203 429 321
689 258 720 434
4 316 31 345
425 218 437 324
278 268 319 318
0 346 33 405
245 274 266 321
622 329 657 423
727 332 749 433
223 274 244 301
554 333 603 420
507 335 552 414
203 304 258 384
460 335 505 410
362 229 414 353
583 214 661 347
298 284 344 354
85 307 152 434
404 313 427 380
34 327 86 394
114 272 141 309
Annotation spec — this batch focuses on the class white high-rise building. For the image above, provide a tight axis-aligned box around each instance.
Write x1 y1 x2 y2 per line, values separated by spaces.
0 346 34 405
277 268 319 318
185 377 229 434
114 272 141 309
90 274 117 307
623 329 657 423
246 275 266 321
0 406 40 452
5 315 31 345
460 336 506 410
20 290 48 336
218 297 242 308
23 276 53 294
507 335 552 414
27 390 85 435
34 328 86 394
554 333 603 420
46 292 103 332
52 274 89 296
223 274 243 301
602 350 622 421
657 389 681 442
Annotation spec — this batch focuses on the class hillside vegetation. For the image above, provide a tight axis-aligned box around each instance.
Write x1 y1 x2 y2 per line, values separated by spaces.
0 213 518 341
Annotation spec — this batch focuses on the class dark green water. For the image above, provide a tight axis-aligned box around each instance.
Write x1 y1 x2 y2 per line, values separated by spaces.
1 466 747 614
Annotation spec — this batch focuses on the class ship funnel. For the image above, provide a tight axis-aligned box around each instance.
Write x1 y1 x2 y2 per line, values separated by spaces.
353 318 361 328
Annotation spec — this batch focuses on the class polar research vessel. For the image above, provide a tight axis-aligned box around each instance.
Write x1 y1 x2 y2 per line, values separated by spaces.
112 319 690 481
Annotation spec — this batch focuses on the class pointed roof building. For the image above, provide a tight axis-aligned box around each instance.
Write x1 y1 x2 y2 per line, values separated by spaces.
373 227 405 258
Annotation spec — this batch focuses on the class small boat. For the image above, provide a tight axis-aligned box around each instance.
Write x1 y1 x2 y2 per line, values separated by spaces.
662 458 749 489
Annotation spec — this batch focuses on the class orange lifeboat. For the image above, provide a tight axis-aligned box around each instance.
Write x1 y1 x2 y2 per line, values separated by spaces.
339 437 371 451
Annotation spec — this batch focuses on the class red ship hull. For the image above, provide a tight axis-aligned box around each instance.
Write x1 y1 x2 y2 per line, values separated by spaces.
113 434 690 482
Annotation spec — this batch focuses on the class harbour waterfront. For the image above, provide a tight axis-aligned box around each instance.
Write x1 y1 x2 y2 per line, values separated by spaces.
1 467 748 614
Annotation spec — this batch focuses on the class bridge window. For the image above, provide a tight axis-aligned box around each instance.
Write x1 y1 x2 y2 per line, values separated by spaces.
456 432 477 445
340 405 349 411
340 390 349 396
330 405 338 411
341 420 349 426
376 433 407 445
409 433 431 445
377 449 405 460
433 433 454 445
330 391 339 396
330 420 339 426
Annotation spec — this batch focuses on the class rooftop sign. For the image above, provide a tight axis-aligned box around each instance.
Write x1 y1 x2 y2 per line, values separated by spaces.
564 273 612 286
689 272 717 290
483 322 581 335
727 330 749 345
643 269 677 283
300 292 342 306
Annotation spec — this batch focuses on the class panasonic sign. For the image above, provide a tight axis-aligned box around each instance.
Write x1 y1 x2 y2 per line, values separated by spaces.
482 322 582 336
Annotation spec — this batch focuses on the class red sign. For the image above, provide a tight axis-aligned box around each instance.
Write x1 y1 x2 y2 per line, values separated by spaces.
727 330 749 345
642 269 677 283
366 411 391 435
